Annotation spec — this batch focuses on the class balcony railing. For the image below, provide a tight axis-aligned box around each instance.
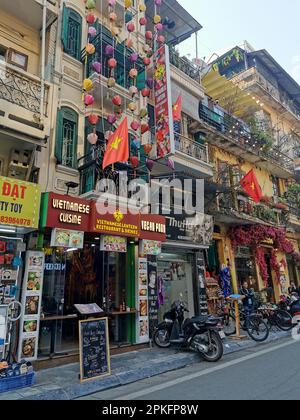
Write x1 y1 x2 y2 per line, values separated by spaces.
175 133 209 163
0 62 49 115
232 67 300 121
169 49 201 82
217 191 286 226
198 102 294 173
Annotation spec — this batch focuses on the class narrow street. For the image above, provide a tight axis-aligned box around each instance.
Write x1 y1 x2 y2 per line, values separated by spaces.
78 338 300 401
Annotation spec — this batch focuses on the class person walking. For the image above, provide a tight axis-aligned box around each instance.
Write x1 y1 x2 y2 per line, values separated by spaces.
240 280 255 329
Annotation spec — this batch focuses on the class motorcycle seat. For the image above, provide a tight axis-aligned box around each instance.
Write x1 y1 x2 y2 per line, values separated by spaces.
186 316 219 327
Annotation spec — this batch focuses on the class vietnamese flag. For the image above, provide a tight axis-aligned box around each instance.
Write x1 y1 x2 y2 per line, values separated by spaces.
240 169 263 203
173 95 182 122
103 117 129 169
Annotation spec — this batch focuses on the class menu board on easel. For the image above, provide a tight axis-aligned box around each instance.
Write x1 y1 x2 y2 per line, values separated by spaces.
136 258 149 344
79 318 111 383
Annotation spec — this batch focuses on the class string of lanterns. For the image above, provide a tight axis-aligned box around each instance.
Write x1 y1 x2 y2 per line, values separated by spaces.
83 0 175 174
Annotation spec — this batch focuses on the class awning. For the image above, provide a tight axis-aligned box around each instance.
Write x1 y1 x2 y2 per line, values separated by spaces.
145 0 202 46
202 70 263 118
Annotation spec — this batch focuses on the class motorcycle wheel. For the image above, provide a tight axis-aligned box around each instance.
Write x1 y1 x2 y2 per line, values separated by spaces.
223 314 236 336
195 331 223 363
153 328 171 348
274 310 293 331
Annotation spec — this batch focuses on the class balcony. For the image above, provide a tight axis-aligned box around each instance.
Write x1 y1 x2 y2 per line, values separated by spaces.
213 190 286 227
231 67 300 126
173 133 213 178
0 62 50 138
1 0 58 30
189 101 294 179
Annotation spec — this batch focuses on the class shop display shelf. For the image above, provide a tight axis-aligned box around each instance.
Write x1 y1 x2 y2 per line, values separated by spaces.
0 372 35 394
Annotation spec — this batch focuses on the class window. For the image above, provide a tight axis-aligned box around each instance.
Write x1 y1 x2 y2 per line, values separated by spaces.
0 45 7 63
61 7 82 60
55 107 78 168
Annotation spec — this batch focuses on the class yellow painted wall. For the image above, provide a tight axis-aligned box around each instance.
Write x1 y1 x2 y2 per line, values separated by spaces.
0 9 40 75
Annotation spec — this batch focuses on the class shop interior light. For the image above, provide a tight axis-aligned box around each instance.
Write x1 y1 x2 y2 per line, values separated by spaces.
0 226 17 233
66 248 78 253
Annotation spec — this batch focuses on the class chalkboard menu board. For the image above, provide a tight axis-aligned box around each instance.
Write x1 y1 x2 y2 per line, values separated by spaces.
79 318 111 382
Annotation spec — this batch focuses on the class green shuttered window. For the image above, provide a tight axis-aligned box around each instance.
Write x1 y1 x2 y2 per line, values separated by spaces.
62 7 82 60
55 107 78 169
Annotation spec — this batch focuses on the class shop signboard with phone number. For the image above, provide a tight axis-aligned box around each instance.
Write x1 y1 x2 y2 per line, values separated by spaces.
0 177 41 229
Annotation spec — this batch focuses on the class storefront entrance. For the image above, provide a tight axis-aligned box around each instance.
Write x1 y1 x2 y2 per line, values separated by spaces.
157 251 196 322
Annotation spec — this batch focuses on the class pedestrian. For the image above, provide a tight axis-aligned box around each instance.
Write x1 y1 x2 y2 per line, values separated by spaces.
240 280 255 329
288 282 299 296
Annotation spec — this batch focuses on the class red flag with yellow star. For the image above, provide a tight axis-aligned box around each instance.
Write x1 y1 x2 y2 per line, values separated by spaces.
240 169 263 203
103 117 129 169
173 95 182 122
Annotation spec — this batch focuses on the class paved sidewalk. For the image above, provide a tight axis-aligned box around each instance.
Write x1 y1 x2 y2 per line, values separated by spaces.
0 330 290 400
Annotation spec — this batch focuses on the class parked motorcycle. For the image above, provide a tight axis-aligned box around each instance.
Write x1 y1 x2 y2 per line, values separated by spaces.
279 294 300 318
153 300 224 362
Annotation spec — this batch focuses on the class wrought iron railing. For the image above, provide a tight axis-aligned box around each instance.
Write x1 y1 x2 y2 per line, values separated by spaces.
217 191 286 226
198 102 294 172
0 62 48 115
174 133 209 163
169 49 201 81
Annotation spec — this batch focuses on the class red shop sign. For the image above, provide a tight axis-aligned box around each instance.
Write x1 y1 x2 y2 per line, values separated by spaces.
140 214 166 242
43 192 91 232
90 204 140 238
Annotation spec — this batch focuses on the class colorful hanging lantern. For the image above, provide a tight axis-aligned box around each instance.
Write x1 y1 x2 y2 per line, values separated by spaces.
156 23 164 32
146 159 155 172
86 43 95 55
131 121 140 131
108 58 117 69
125 0 133 9
84 94 94 106
107 77 116 88
131 156 139 169
92 61 101 74
128 102 137 112
127 22 135 33
107 114 117 125
145 31 153 40
111 27 120 37
141 88 151 98
88 114 99 125
141 123 150 134
144 144 152 154
155 0 162 5
139 4 146 12
130 53 139 63
83 78 93 92
109 12 117 22
167 158 175 170
146 78 154 89
132 138 140 149
140 17 147 26
108 0 116 6
125 38 134 48
157 35 166 44
112 95 122 107
129 68 138 78
125 11 134 23
88 27 97 38
143 57 151 66
153 15 161 24
86 13 96 25
129 86 138 97
105 130 114 140
87 132 98 145
86 0 96 9
139 108 148 119
105 45 114 56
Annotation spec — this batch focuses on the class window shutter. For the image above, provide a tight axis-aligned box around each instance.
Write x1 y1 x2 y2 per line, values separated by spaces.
55 109 63 164
136 69 146 90
61 5 70 51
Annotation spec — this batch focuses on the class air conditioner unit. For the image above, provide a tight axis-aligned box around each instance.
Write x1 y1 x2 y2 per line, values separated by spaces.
7 149 32 180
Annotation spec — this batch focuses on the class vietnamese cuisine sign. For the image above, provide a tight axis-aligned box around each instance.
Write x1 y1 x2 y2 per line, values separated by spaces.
153 45 175 159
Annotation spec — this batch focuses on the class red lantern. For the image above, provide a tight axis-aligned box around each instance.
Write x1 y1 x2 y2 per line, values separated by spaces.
131 121 140 131
86 13 96 24
145 31 153 40
143 57 151 66
88 114 99 125
141 123 150 135
131 156 139 169
108 58 117 68
141 88 151 98
143 144 152 154
112 95 122 107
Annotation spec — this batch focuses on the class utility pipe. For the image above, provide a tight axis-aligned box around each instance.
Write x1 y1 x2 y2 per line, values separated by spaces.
40 0 47 125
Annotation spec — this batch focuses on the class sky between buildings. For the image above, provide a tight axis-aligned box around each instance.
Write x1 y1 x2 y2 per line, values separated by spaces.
177 0 300 84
